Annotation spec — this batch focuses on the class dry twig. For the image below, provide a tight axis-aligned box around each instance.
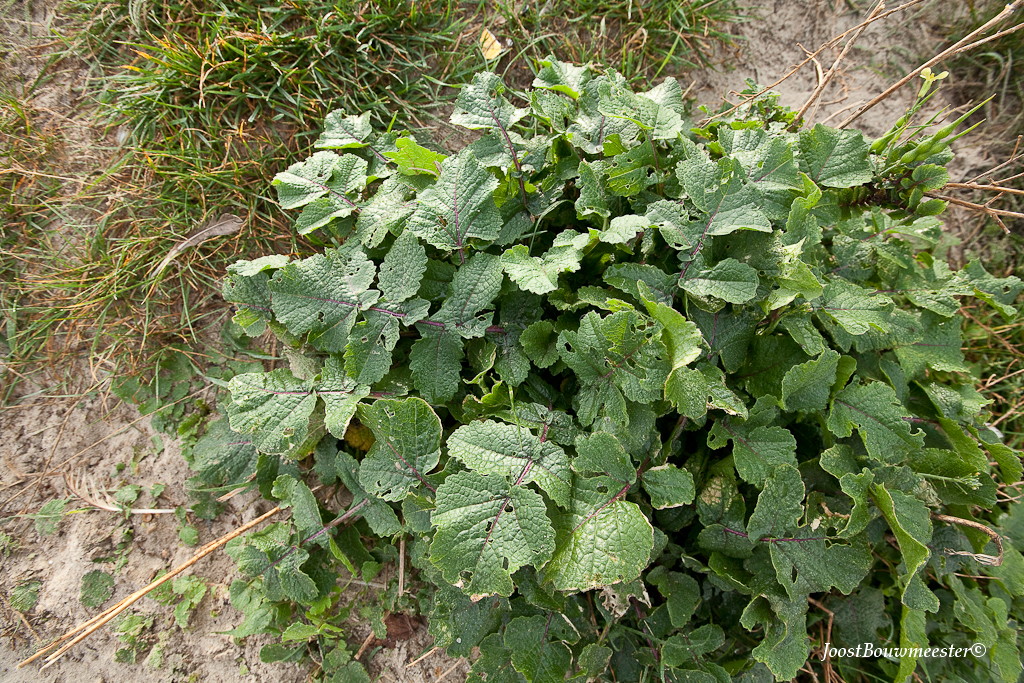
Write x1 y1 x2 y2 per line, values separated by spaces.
796 1 886 124
927 193 1024 234
702 0 927 123
932 513 1004 567
840 1 1024 128
63 472 176 514
18 505 283 670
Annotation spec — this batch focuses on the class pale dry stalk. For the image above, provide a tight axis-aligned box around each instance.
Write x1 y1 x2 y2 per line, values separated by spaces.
795 1 887 124
702 0 928 123
840 0 1024 128
18 505 283 669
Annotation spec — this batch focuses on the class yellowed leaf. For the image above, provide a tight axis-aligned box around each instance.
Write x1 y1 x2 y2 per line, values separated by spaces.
480 28 504 60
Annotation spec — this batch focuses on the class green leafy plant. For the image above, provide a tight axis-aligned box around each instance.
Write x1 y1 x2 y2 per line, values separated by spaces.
113 612 156 664
80 569 116 608
201 61 1024 681
10 579 42 613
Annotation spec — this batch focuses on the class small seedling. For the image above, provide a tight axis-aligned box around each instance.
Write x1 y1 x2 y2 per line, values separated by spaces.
80 569 115 608
10 580 41 613
30 499 68 536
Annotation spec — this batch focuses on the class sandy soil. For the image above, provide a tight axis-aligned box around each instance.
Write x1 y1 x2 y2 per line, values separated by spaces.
0 0 1000 681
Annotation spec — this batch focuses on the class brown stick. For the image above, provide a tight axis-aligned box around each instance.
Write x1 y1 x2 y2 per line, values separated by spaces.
795 1 886 124
18 505 283 669
928 193 1024 231
406 645 440 668
945 182 1024 197
702 0 928 123
932 513 1004 567
2 386 209 511
839 1 1024 128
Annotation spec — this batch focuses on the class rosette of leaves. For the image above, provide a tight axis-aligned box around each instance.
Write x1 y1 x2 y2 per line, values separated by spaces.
203 60 1024 682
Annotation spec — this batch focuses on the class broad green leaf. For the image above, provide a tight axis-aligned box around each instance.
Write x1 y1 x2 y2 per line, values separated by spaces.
798 124 873 187
963 259 1023 318
662 624 725 667
828 586 890 648
293 155 367 234
378 230 427 303
409 327 464 404
355 175 417 247
676 156 772 241
384 137 446 177
872 484 939 612
428 585 510 657
595 214 647 244
273 151 355 209
641 464 695 509
358 398 441 501
893 312 968 377
741 593 810 680
223 267 275 337
679 257 760 304
344 298 429 385
318 357 370 438
411 253 503 402
431 251 504 336
647 568 700 627
11 580 41 612
780 349 840 412
640 285 703 372
747 465 804 542
468 633 526 683
767 241 823 310
709 417 798 487
447 420 571 507
565 74 638 153
334 450 403 538
827 381 924 462
501 231 589 294
718 126 801 191
606 264 675 304
226 369 316 454
575 160 611 219
431 470 555 598
228 254 290 277
80 570 114 608
519 320 560 368
407 150 502 255
816 280 892 335
451 71 530 132
558 310 670 426
576 643 613 679
533 57 591 98
573 432 634 485
316 110 373 149
275 550 320 604
504 615 573 683
191 418 259 488
281 622 321 642
598 77 683 139
769 529 871 599
271 475 325 545
543 475 654 592
779 314 827 356
894 605 927 682
269 249 380 353
601 141 658 196
665 366 709 418
598 78 659 129
820 445 877 537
